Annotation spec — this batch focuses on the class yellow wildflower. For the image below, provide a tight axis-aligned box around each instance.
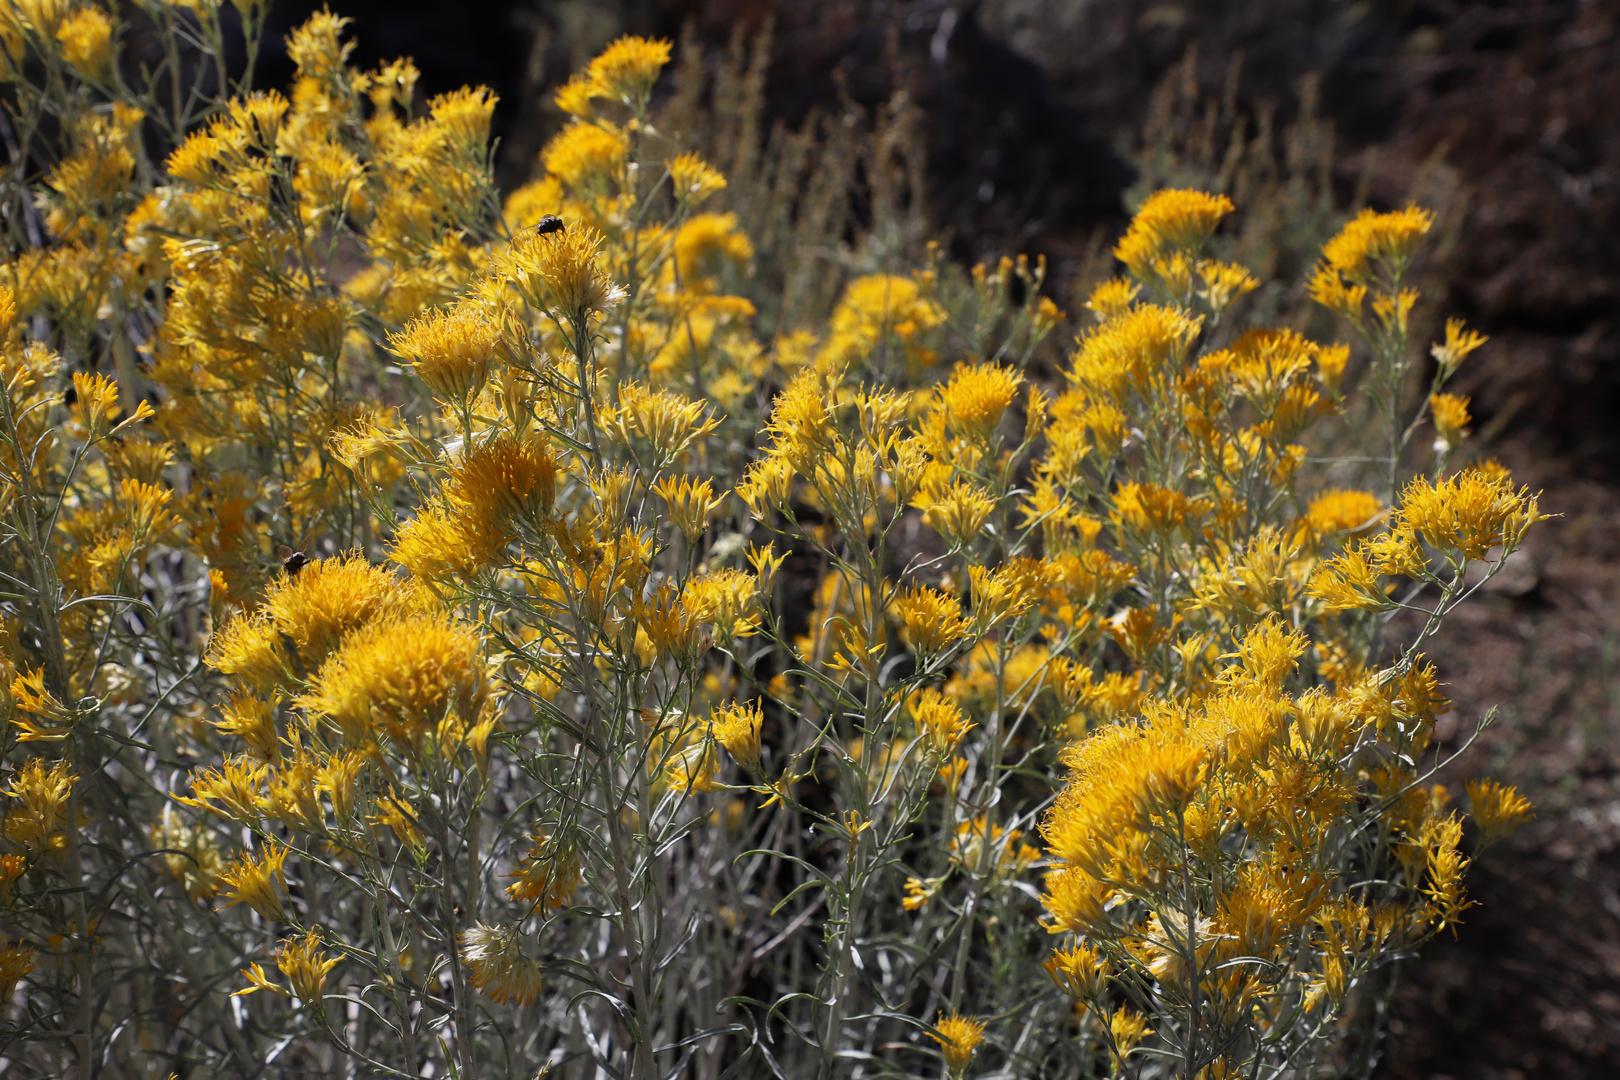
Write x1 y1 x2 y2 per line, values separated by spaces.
894 584 970 658
496 224 626 319
920 480 997 549
3 757 76 853
1109 1009 1153 1059
1304 489 1382 538
938 361 1023 441
298 612 488 752
211 691 279 762
277 929 338 1007
1084 277 1140 321
931 1012 986 1076
667 151 726 204
1429 392 1470 449
1464 779 1533 848
1043 941 1108 1001
541 121 628 188
219 843 289 922
584 35 670 103
710 699 764 772
1114 189 1234 278
1320 205 1434 284
389 303 499 404
652 475 721 542
1431 317 1487 377
449 436 559 530
909 687 973 756
1397 467 1545 561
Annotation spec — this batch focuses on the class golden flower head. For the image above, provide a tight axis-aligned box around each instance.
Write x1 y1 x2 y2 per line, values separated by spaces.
1043 941 1109 1001
298 612 488 753
1085 277 1140 321
1303 489 1382 538
908 687 973 756
1110 1009 1153 1059
667 151 726 204
553 73 596 117
1197 258 1259 315
1397 467 1546 561
652 474 721 543
1320 204 1433 284
496 224 626 320
3 757 76 853
56 5 112 79
584 35 671 104
389 303 500 404
710 699 764 772
1429 392 1471 450
1114 189 1234 279
253 553 433 676
894 583 970 659
220 842 289 922
1464 778 1533 848
461 923 544 1006
1431 317 1487 378
211 690 280 763
938 361 1024 441
276 928 338 1007
449 435 559 530
919 480 997 550
541 120 628 188
932 1012 987 1076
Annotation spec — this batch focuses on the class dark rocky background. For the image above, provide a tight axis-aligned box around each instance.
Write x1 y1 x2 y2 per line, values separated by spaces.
264 2 1620 1076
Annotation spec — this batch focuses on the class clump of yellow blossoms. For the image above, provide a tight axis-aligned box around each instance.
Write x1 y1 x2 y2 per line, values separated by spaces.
0 12 1535 1080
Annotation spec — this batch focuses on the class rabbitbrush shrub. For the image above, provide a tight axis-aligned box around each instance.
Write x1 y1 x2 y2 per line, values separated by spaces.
0 6 1538 1078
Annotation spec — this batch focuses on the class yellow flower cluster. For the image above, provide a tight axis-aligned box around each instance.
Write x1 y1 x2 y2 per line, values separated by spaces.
0 15 1539 1080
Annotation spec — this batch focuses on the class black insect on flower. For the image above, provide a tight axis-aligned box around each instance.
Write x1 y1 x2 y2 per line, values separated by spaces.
277 544 311 576
533 215 565 236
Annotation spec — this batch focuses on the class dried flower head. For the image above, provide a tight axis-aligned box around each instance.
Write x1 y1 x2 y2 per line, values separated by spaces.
667 151 726 204
506 832 582 912
461 923 544 1006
